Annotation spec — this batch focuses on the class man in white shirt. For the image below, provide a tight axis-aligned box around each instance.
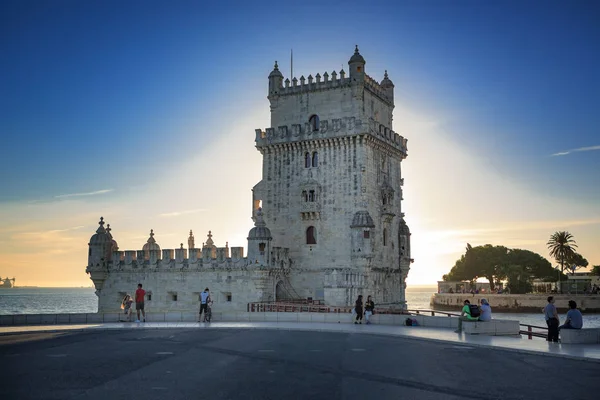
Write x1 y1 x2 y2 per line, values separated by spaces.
199 288 211 322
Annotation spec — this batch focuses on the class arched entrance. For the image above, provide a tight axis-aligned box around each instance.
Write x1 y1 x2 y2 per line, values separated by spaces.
276 280 286 302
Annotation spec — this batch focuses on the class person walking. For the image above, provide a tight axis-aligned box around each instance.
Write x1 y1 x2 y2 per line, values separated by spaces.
199 288 211 322
354 295 364 324
543 296 559 342
364 295 375 324
135 283 146 323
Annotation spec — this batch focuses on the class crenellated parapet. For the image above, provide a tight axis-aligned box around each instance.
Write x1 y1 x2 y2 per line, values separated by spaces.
270 70 392 105
98 246 254 272
255 117 407 156
364 74 392 104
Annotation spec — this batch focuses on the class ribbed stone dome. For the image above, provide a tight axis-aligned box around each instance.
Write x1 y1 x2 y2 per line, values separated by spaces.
142 229 161 252
248 208 272 240
89 217 111 245
348 45 366 64
380 70 394 88
351 211 375 228
268 61 283 78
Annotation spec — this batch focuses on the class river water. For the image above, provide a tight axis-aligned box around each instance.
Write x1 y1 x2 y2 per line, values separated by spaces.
1 288 599 328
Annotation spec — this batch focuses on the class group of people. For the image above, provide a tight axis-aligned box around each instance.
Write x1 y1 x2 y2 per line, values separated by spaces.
543 296 583 342
455 298 492 331
119 285 213 323
120 283 147 323
353 295 375 324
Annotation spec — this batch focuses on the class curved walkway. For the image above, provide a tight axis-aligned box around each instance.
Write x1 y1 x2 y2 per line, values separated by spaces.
1 321 599 362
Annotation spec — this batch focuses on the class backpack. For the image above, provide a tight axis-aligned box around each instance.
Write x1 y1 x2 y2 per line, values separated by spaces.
468 304 480 318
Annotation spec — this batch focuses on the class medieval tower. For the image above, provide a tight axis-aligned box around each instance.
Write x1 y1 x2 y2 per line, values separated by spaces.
86 46 412 313
253 46 412 308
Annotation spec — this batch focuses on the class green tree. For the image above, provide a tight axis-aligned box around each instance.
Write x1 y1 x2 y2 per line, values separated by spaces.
444 244 508 290
501 264 533 294
565 253 588 275
546 231 577 274
591 265 600 276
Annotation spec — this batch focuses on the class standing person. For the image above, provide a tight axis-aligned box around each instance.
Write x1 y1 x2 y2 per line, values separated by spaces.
199 288 211 322
479 298 492 322
364 295 375 325
543 296 559 342
559 300 583 331
354 295 363 324
135 283 146 323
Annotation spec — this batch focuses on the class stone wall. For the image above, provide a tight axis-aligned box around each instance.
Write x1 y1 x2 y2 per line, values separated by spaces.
96 269 275 313
432 293 600 313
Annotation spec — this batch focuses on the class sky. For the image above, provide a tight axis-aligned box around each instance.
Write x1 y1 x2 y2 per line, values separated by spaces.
1 0 599 287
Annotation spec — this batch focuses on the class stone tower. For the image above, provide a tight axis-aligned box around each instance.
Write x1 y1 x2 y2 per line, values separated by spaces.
253 46 412 308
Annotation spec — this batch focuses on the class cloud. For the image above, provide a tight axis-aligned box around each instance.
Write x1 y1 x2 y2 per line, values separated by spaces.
21 226 85 235
158 209 206 218
551 145 600 157
55 189 114 198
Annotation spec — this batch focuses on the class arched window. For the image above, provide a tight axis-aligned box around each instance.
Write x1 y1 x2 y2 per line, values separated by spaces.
308 190 315 202
383 228 388 246
302 190 308 202
309 115 320 131
312 152 318 167
305 152 311 168
306 226 317 244
259 243 266 255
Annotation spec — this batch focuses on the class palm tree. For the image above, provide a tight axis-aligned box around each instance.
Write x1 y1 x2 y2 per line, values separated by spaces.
547 231 578 274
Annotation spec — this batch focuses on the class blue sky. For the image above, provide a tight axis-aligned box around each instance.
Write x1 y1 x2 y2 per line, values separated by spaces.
1 1 599 286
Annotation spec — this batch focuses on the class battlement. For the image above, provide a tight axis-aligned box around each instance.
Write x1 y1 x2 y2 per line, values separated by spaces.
364 74 390 103
254 117 407 156
270 70 392 105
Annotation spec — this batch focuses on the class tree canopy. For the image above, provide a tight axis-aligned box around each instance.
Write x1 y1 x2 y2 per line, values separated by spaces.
443 244 561 293
565 252 588 275
547 231 578 273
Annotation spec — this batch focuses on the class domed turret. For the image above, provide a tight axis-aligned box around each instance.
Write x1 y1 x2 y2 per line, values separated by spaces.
142 229 160 252
106 224 119 252
248 208 272 240
268 61 284 96
399 218 411 260
247 208 272 266
89 217 110 245
348 45 366 82
88 217 112 267
380 70 394 104
350 211 375 257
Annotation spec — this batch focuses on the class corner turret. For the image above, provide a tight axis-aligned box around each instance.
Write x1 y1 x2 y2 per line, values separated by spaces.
247 208 272 266
348 45 366 83
380 70 395 105
88 217 112 267
268 61 284 97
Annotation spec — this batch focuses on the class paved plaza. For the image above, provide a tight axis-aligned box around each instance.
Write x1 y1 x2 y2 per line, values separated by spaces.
1 323 599 399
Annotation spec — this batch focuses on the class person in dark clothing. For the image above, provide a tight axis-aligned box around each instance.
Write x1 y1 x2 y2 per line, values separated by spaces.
364 295 375 325
543 296 559 342
354 295 363 324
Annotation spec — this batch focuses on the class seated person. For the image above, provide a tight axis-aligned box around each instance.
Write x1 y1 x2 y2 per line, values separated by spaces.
559 300 583 330
456 300 479 332
478 298 492 322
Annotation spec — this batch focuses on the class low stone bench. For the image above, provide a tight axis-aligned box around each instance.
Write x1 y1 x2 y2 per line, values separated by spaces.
461 319 520 336
560 328 600 344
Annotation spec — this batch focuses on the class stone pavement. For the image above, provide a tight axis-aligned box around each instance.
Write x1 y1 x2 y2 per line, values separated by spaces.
1 321 599 362
2 327 599 400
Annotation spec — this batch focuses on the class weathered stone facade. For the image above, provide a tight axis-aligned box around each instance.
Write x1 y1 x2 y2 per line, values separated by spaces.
86 46 412 313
